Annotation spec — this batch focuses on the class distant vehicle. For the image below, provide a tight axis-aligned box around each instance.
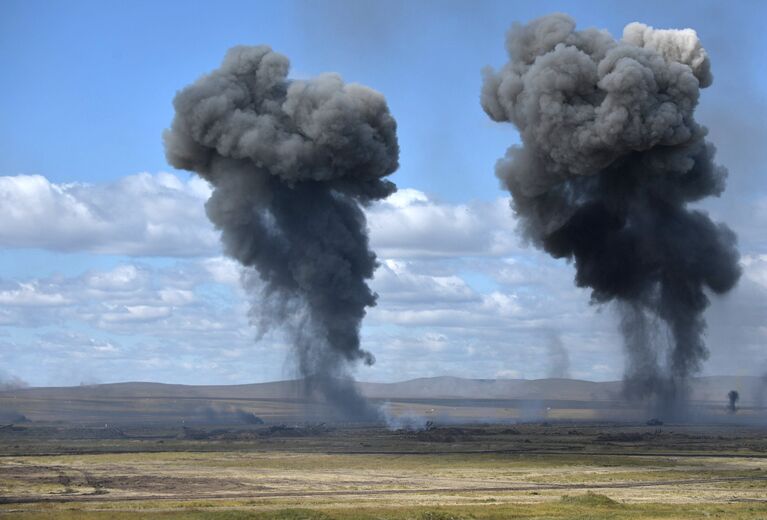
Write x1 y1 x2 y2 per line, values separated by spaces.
646 418 664 426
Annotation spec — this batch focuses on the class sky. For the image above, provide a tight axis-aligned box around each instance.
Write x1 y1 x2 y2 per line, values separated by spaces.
0 0 765 387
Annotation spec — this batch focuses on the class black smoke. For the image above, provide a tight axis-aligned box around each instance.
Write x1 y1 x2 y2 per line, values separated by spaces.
727 390 739 413
481 14 740 415
164 46 398 421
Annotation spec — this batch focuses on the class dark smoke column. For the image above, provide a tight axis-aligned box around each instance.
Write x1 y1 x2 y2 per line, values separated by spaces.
727 390 739 413
481 14 740 414
164 46 398 420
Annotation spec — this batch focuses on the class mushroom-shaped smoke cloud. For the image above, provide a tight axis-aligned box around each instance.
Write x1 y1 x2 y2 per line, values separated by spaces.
482 14 740 416
164 46 399 421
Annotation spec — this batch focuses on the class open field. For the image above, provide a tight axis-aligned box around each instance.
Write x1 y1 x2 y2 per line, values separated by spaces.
2 422 767 519
1 378 766 518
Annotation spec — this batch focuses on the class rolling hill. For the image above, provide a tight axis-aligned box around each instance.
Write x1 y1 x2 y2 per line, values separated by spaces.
1 375 764 425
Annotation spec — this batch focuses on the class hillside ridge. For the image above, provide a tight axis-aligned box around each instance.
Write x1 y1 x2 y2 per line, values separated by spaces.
2 375 763 404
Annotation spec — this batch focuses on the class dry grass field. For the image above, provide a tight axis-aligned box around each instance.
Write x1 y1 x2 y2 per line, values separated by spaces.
1 422 766 519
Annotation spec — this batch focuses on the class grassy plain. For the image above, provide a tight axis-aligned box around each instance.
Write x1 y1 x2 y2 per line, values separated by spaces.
1 422 766 519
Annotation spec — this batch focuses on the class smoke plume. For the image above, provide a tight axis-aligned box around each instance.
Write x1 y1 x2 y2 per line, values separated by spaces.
481 14 740 413
202 405 264 425
164 46 399 421
545 333 571 379
727 390 739 413
0 370 28 391
760 374 767 409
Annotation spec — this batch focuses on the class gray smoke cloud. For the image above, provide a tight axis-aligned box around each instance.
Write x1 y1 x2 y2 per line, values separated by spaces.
545 333 571 379
164 46 399 421
202 405 264 425
0 370 28 391
482 14 740 416
758 374 767 412
727 390 739 413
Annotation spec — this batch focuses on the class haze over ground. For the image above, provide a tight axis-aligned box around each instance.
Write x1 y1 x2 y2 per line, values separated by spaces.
0 0 765 388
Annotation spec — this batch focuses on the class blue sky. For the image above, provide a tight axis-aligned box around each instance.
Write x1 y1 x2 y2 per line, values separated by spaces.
0 0 765 386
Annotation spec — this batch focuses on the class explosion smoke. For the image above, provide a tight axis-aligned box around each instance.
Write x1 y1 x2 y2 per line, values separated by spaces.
481 14 740 414
545 333 571 379
0 370 28 391
164 46 399 420
727 390 739 413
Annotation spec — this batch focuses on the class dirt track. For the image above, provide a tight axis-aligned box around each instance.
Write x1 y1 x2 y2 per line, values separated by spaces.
2 474 766 505
336 448 767 458
3 447 767 460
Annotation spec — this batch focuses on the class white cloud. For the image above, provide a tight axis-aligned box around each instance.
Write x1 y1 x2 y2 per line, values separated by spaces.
0 173 217 256
100 305 173 324
158 289 196 305
0 175 764 385
84 264 148 291
37 331 121 356
368 190 519 258
384 188 430 208
1 242 764 385
496 369 522 379
200 256 242 286
0 174 522 260
372 259 478 304
0 282 70 306
742 254 767 290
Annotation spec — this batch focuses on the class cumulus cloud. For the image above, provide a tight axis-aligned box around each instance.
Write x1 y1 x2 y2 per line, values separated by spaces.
0 258 271 385
742 254 767 290
0 173 763 385
372 259 478 304
1 243 764 385
368 188 518 258
0 173 524 261
0 173 216 256
0 282 70 306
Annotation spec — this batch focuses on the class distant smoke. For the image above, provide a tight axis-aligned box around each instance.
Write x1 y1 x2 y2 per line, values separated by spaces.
381 403 433 431
545 333 571 379
482 14 740 414
727 390 739 413
0 370 28 391
202 405 264 425
760 374 767 408
0 371 28 424
0 409 27 423
164 46 399 421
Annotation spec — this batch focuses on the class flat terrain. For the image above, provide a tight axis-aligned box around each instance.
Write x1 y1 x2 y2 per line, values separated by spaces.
1 378 765 517
1 422 767 519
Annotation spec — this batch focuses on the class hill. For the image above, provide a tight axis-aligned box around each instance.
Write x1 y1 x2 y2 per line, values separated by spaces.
1 375 763 425
3 375 763 403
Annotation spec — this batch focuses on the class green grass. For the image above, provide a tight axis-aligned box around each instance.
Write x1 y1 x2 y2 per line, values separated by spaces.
4 424 766 519
3 450 683 473
560 491 620 506
4 502 767 520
